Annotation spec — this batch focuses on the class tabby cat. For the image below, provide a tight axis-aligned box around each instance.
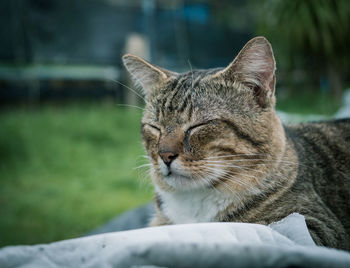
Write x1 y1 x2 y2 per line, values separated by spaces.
123 37 350 251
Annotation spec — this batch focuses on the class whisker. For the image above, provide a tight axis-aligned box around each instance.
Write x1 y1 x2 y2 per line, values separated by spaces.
133 163 153 170
204 163 267 176
204 159 300 166
110 79 145 102
205 163 258 168
195 170 217 190
134 155 152 166
187 59 195 90
205 159 267 163
202 156 311 169
203 153 269 160
200 162 294 197
204 166 253 188
195 171 221 194
201 169 237 194
117 104 145 111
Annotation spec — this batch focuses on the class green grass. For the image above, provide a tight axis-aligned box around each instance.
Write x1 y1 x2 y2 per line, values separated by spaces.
0 103 153 247
276 89 341 115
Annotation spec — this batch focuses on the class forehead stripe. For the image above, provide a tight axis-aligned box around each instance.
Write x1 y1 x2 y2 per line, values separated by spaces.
153 70 222 122
164 76 187 112
174 73 205 113
177 88 192 113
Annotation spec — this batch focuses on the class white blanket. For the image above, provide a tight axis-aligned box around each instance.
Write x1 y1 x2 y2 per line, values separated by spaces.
1 213 350 268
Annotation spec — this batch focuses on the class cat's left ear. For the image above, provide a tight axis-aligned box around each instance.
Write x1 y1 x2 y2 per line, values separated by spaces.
214 37 276 108
122 54 177 95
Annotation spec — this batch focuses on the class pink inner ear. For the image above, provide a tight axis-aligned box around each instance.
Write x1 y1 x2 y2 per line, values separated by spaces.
234 39 275 90
123 54 177 94
215 37 276 107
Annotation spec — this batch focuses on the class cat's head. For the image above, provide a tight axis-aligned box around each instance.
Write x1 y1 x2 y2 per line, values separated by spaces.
123 37 285 193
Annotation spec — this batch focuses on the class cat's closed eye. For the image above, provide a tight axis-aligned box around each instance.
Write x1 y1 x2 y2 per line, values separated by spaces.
185 121 221 150
142 124 160 144
142 124 160 133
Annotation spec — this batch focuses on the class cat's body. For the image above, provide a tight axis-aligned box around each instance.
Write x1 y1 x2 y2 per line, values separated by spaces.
153 120 350 250
123 37 350 250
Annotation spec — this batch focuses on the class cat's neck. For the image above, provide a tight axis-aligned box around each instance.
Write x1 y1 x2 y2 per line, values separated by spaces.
156 186 236 224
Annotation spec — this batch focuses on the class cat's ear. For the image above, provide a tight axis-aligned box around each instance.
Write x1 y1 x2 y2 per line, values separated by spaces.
122 54 176 94
215 36 276 108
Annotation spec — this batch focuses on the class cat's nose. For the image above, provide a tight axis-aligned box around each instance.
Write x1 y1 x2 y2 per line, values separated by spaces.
158 151 179 166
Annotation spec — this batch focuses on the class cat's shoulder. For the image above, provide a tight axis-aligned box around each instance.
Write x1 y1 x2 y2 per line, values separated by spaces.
283 118 350 150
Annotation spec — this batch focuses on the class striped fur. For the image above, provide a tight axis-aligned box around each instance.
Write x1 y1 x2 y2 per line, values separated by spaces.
123 37 350 251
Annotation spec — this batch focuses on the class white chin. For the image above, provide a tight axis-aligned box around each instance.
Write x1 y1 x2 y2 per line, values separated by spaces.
164 174 207 190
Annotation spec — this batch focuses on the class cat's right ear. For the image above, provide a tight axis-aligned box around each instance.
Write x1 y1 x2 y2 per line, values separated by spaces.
122 54 176 95
213 37 276 108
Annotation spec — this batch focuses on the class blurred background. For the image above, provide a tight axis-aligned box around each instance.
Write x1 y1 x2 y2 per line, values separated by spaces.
1 0 349 247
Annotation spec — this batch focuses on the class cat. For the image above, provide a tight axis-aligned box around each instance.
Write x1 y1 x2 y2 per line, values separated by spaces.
122 37 350 251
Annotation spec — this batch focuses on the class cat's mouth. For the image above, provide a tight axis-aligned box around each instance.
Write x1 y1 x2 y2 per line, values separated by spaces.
162 166 191 182
162 172 195 189
164 173 190 180
157 158 217 190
